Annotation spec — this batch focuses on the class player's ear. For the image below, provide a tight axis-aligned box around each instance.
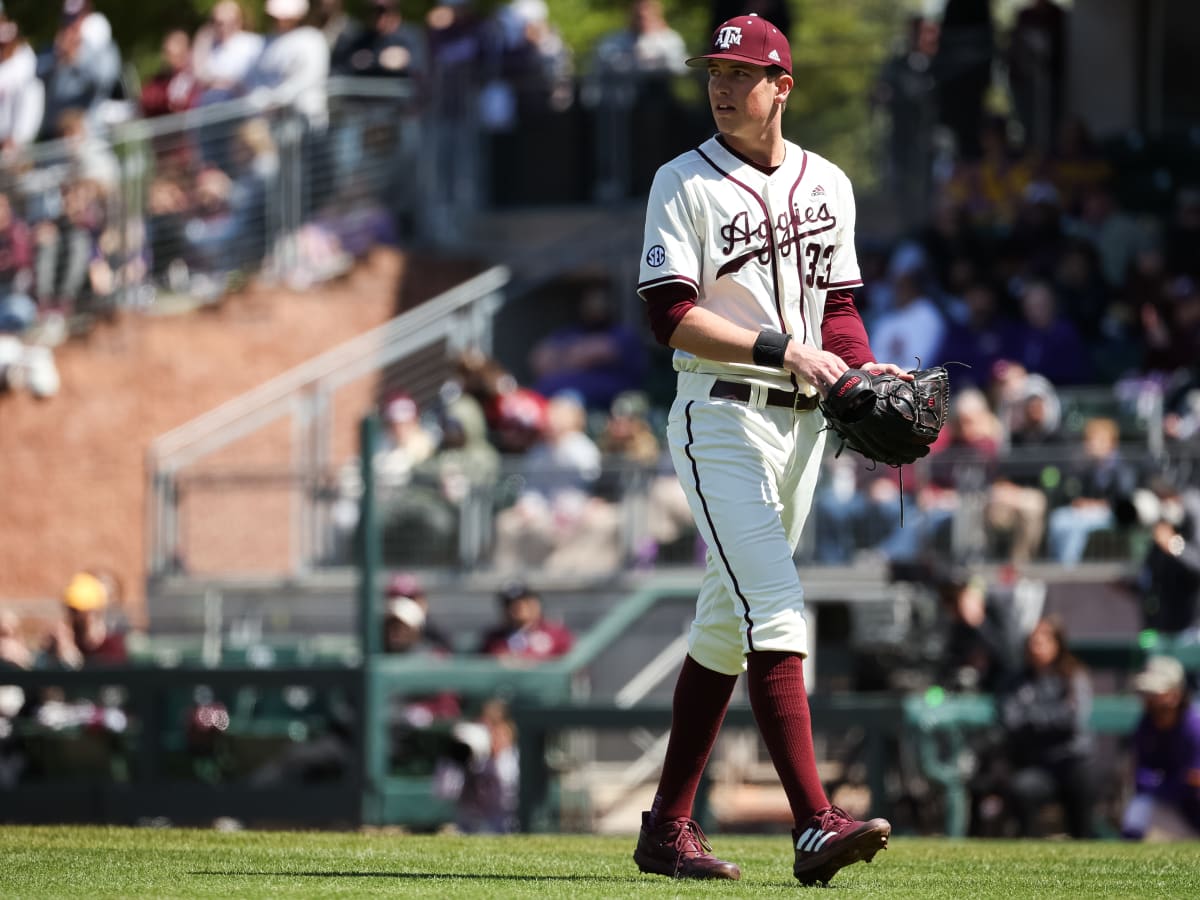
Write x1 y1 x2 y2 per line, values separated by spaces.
775 73 794 106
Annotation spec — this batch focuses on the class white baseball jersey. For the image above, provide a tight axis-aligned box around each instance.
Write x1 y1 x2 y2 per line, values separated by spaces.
638 136 865 672
638 136 863 394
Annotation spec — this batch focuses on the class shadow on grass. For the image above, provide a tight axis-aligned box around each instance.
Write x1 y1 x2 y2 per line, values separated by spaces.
189 871 638 882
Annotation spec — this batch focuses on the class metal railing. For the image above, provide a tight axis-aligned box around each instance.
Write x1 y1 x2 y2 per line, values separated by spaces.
146 265 510 579
2 78 430 315
154 397 1196 581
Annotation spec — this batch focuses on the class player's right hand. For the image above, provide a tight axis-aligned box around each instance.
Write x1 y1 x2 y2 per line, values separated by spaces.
783 343 847 397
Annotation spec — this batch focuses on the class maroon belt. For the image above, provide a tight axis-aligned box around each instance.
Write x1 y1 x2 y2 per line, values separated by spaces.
709 379 819 411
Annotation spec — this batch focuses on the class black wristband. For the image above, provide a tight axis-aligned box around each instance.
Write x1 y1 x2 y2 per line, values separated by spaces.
752 330 791 368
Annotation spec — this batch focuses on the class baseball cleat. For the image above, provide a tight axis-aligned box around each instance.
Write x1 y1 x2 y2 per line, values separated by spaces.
792 805 890 886
633 811 742 880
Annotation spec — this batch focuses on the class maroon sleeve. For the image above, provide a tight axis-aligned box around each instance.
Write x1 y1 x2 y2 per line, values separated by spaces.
140 76 171 118
643 282 698 346
821 288 875 368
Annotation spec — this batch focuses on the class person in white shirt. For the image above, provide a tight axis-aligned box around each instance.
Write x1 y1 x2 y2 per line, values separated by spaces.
247 0 330 131
592 0 686 75
0 15 43 152
192 0 266 106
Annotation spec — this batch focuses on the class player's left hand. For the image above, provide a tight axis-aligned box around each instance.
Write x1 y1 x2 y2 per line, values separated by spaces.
859 361 913 381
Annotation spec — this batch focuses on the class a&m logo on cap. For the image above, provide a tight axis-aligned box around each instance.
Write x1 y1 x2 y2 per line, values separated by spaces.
714 25 743 51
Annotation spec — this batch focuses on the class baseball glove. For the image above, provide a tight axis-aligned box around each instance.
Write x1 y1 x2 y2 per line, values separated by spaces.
820 366 950 467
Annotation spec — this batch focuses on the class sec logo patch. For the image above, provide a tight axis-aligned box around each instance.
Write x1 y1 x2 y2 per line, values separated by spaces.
646 245 666 267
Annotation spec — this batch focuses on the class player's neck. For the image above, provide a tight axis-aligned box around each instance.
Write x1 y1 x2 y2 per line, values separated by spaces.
718 131 787 170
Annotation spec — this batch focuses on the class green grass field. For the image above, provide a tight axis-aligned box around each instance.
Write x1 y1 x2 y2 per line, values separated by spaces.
2 826 1199 899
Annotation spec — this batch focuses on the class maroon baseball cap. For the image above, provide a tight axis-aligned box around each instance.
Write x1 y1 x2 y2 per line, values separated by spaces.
686 14 792 76
385 572 425 599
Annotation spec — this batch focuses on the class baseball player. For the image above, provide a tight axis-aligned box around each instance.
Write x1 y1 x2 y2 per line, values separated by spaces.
632 14 906 885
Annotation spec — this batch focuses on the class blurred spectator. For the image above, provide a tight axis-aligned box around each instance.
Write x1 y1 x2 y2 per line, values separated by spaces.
942 116 1032 233
932 0 994 161
433 698 519 833
491 391 622 573
145 175 191 287
224 116 279 271
421 0 488 241
812 461 901 565
192 0 265 107
0 14 44 154
1128 476 1200 637
140 29 199 118
867 246 945 369
314 175 400 257
0 608 32 669
0 190 34 333
596 389 659 470
874 15 939 223
38 571 127 668
1001 279 1090 386
378 392 437 484
934 280 1007 388
478 581 573 661
70 0 117 66
1121 656 1200 841
427 0 487 79
487 384 550 455
987 475 1049 566
482 0 572 129
1050 237 1109 339
919 197 987 296
1070 183 1148 290
592 0 686 75
587 0 689 202
990 362 1063 448
1141 276 1200 376
597 389 693 566
1165 187 1200 282
333 0 427 80
529 287 647 412
382 592 461 775
34 176 105 315
246 0 329 130
1046 118 1112 216
1006 180 1067 279
384 595 442 656
90 214 148 311
936 567 1017 693
1006 0 1067 154
385 571 453 653
37 0 123 140
876 387 999 563
1046 417 1138 564
56 106 119 192
383 391 499 565
180 166 236 284
996 616 1095 838
315 0 366 72
178 118 283 291
1163 372 1200 446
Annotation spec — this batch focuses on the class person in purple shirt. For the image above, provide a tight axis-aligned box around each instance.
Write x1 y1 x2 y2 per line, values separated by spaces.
934 280 1008 389
1122 655 1200 840
529 287 648 412
1001 279 1091 386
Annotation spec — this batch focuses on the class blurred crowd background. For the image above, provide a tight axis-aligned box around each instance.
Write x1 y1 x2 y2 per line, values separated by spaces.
1 0 1199 843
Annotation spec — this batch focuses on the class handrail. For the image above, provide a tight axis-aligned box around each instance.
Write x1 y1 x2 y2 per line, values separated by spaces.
17 76 418 168
148 265 509 470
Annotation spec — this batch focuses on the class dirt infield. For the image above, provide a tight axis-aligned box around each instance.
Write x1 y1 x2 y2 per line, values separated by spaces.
0 248 480 625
